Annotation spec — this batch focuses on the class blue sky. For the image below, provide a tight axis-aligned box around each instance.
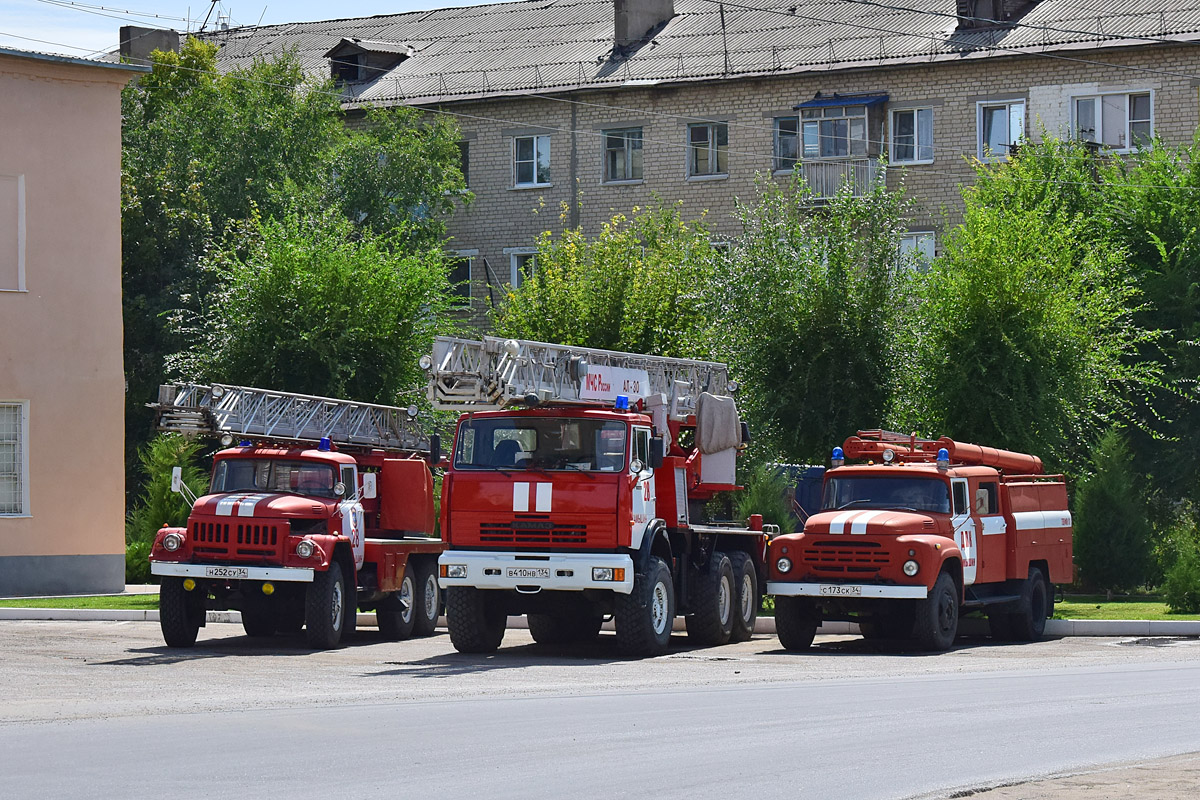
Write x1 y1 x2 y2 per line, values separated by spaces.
1 0 498 57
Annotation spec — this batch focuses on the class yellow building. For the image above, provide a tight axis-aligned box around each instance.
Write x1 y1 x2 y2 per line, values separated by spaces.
0 47 146 595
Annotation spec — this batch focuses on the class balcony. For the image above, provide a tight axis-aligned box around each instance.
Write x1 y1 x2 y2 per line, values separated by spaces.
799 158 884 200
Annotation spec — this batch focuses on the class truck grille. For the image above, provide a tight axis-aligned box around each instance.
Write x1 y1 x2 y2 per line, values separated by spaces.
190 520 280 555
802 540 890 575
478 519 587 545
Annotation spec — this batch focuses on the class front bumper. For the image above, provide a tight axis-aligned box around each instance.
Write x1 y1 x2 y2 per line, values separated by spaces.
768 581 928 599
151 562 315 583
438 551 635 595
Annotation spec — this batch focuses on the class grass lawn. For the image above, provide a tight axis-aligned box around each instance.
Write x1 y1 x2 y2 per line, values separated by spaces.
1054 595 1200 621
0 594 159 610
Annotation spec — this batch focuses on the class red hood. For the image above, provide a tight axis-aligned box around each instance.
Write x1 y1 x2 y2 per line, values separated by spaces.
802 508 944 536
191 492 333 519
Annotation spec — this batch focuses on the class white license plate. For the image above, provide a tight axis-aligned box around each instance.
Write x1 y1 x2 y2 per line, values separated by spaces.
205 566 249 579
820 584 862 596
506 567 550 580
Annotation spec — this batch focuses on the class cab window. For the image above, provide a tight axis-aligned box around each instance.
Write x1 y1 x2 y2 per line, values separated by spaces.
340 465 356 497
952 481 968 515
975 482 998 514
632 428 651 473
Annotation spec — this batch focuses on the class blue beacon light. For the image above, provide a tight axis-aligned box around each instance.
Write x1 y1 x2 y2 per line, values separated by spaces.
318 436 332 452
614 395 630 411
936 447 950 469
831 446 844 468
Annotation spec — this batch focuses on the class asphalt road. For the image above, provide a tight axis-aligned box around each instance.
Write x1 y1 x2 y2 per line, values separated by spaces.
2 621 1200 799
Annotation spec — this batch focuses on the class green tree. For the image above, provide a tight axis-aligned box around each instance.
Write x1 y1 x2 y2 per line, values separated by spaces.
125 434 206 583
1073 428 1153 596
494 202 716 357
715 176 915 462
897 138 1159 470
168 211 454 403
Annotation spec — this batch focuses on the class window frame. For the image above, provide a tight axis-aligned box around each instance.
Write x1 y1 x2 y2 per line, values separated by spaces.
801 105 869 160
773 116 799 173
602 127 644 183
457 141 470 187
448 252 474 309
890 107 935 164
686 122 729 179
512 134 551 188
1071 90 1153 152
508 248 537 288
976 99 1026 161
0 401 29 516
898 231 936 268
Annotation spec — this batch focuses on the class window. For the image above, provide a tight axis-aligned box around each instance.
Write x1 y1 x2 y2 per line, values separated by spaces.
1 174 25 291
453 417 627 472
821 476 950 515
510 250 536 288
687 122 728 177
978 100 1025 160
773 116 799 171
632 428 651 473
448 256 472 307
1073 92 1152 150
0 402 28 515
331 53 363 83
211 459 339 499
802 105 868 158
952 481 968 516
457 141 470 187
899 231 935 267
340 465 357 496
513 135 550 186
603 128 643 182
976 482 999 515
891 108 934 163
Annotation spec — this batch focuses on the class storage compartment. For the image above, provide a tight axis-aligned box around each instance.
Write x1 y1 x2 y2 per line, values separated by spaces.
378 458 436 537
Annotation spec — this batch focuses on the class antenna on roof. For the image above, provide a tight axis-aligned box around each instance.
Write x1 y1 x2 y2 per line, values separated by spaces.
199 1 219 32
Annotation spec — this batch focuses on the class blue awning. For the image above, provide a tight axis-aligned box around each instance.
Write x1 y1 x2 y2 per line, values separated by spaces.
795 93 889 110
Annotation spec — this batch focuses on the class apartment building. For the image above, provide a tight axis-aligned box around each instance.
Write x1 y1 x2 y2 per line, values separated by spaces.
136 0 1200 324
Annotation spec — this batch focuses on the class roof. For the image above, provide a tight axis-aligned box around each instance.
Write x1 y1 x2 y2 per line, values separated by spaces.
0 45 150 74
197 0 1200 107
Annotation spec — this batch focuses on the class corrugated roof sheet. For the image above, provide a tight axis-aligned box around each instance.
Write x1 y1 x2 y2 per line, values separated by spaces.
197 0 1200 106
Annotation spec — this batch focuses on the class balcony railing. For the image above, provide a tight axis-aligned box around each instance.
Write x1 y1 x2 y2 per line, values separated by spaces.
799 158 883 200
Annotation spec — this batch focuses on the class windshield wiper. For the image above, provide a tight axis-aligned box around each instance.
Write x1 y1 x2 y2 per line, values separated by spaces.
835 499 877 510
559 463 596 480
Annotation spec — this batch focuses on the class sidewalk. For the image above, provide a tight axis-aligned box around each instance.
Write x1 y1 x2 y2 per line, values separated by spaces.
937 752 1200 799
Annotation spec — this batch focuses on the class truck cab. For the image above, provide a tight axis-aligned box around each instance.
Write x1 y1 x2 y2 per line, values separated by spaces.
767 432 1072 651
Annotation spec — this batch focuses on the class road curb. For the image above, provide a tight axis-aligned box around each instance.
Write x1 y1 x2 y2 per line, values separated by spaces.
3 608 1199 636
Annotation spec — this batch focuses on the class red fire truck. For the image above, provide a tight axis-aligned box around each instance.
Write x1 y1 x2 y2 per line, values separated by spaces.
425 336 770 657
767 431 1072 651
147 383 445 649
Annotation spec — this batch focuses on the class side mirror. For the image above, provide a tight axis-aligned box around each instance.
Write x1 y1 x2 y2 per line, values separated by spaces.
170 466 183 494
362 472 378 500
648 436 665 470
740 421 752 443
429 433 442 467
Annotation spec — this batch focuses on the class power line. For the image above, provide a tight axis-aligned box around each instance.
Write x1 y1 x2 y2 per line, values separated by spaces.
34 0 192 25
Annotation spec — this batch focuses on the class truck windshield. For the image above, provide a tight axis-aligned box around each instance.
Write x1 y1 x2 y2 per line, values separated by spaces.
821 476 951 514
210 459 339 499
455 417 627 472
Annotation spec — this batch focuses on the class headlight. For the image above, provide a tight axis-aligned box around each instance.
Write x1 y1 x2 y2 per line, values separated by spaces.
776 557 792 573
903 559 919 577
163 532 184 552
441 564 467 579
295 539 315 559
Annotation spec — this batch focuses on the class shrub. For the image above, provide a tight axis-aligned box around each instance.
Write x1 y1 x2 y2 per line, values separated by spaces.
734 462 798 535
125 434 206 583
1164 548 1200 614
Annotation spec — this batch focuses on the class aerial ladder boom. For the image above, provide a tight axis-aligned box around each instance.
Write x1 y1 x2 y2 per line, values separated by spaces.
151 383 432 452
424 336 732 419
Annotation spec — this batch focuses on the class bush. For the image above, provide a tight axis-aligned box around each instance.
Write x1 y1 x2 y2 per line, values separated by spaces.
1072 428 1152 593
125 434 206 583
734 462 797 535
1164 549 1200 614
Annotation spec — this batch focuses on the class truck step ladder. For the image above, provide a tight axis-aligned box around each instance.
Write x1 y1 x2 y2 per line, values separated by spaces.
152 383 431 452
425 336 730 418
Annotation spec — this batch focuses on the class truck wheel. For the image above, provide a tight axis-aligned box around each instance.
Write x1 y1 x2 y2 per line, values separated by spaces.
446 587 506 653
240 591 277 638
685 552 735 646
377 563 417 641
914 571 959 651
305 561 347 649
728 552 759 642
159 576 202 648
615 556 675 657
412 559 441 638
774 596 819 651
1008 567 1049 642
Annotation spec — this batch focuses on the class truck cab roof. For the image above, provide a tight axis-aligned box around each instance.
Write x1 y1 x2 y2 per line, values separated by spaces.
214 445 358 466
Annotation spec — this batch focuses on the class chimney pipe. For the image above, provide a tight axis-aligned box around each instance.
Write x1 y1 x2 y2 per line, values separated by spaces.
614 0 675 48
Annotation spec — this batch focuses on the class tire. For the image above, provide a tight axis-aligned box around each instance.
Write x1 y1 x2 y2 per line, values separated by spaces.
377 563 417 641
615 556 675 657
1008 567 1049 642
412 559 441 638
305 561 347 649
774 596 819 651
914 571 959 651
728 552 759 643
446 587 506 653
240 589 277 638
159 576 202 648
685 552 735 646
